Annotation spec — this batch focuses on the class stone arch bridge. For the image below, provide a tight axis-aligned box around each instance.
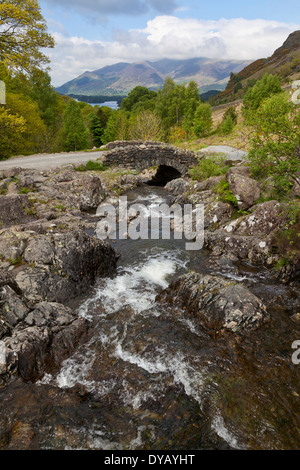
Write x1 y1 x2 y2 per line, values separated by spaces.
102 141 199 184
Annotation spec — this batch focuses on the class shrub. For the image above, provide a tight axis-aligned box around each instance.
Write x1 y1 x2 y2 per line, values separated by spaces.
75 160 107 172
213 179 238 207
189 156 230 181
247 92 300 194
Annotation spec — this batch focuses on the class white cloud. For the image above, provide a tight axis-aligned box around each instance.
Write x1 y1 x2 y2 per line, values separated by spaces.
48 16 300 86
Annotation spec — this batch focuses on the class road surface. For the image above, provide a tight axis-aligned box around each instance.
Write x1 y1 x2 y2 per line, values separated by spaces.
0 151 104 170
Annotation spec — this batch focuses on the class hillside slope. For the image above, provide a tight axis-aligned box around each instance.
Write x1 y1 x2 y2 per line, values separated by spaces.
212 30 300 105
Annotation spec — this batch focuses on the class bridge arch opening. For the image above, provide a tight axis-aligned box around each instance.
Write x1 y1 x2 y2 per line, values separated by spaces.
146 165 182 187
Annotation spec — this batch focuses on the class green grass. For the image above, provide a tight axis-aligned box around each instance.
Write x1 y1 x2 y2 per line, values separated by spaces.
74 160 107 172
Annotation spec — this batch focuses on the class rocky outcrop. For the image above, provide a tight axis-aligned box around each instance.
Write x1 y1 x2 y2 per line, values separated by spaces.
0 298 88 383
158 272 269 334
0 166 124 386
0 229 117 307
0 195 36 228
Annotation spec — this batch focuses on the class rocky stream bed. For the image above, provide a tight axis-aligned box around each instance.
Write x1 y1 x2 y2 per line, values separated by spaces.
0 147 299 450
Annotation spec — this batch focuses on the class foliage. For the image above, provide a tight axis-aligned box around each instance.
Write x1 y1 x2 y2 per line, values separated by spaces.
89 113 103 147
246 92 300 193
214 179 238 207
218 106 238 135
102 109 128 144
75 160 107 172
242 73 282 122
168 125 186 143
129 110 163 141
0 91 47 158
272 202 300 266
189 155 230 181
0 0 54 73
63 100 90 151
121 86 157 113
193 102 213 137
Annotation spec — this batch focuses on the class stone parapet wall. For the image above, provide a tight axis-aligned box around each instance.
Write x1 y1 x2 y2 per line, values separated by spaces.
102 141 198 174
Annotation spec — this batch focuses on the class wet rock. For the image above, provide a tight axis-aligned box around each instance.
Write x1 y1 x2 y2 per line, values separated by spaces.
0 303 88 382
0 285 29 327
11 230 117 306
159 273 269 334
226 173 260 210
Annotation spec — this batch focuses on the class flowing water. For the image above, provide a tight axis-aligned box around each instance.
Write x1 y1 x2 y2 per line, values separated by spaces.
0 185 300 450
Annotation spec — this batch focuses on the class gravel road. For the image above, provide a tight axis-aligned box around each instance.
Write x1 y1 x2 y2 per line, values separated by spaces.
0 151 104 170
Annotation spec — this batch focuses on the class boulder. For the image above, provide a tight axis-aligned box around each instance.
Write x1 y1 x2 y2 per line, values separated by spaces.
226 173 260 210
158 272 269 334
165 178 192 196
12 230 117 306
204 200 236 228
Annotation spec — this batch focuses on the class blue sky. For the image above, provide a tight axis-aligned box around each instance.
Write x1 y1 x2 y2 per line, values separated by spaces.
39 0 300 86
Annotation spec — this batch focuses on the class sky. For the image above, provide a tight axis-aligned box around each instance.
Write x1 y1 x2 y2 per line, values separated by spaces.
39 0 300 87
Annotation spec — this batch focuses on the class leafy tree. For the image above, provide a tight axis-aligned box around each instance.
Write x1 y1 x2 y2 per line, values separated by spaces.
121 86 157 113
89 113 103 147
218 106 238 135
102 109 128 145
247 92 300 193
0 0 55 72
0 91 47 157
184 81 200 124
242 73 282 122
129 110 162 141
193 102 213 137
63 100 90 151
96 106 113 129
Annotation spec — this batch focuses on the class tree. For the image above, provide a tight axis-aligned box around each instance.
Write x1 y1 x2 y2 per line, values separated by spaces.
0 0 55 72
129 110 162 141
242 73 282 122
102 110 128 145
247 92 300 193
183 81 201 139
121 86 157 113
63 100 90 151
0 91 47 158
89 113 103 147
218 106 238 135
193 102 213 137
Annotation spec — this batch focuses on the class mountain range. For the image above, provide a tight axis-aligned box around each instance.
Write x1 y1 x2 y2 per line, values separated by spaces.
55 57 251 96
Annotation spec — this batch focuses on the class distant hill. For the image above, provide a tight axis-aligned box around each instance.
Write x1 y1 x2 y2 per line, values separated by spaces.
55 57 251 96
212 30 300 105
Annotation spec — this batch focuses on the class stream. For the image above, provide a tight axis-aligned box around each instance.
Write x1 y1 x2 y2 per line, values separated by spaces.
0 185 299 450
